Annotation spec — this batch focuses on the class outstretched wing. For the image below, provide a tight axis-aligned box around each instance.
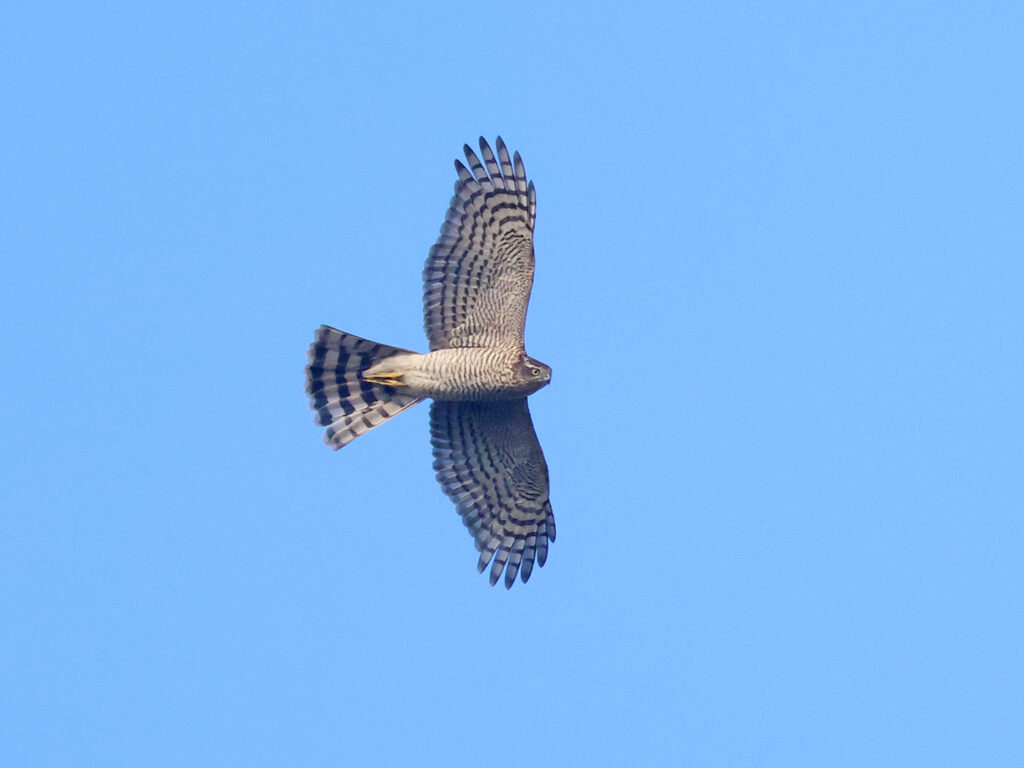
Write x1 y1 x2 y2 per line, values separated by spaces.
423 136 537 351
430 399 555 588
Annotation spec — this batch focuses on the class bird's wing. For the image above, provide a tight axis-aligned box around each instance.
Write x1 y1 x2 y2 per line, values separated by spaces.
430 398 555 588
423 137 537 351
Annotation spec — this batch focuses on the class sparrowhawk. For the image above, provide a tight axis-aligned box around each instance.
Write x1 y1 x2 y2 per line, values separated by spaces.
306 137 554 588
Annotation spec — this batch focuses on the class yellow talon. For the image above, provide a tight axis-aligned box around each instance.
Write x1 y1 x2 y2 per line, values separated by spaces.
363 371 405 387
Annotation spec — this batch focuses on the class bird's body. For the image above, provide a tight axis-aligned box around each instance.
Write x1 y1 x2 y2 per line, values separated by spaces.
306 137 555 588
364 348 550 401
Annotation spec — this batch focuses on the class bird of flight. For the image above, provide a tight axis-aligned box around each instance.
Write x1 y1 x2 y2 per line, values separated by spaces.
306 137 554 588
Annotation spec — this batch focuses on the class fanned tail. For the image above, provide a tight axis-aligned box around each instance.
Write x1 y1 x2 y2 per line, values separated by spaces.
305 326 424 449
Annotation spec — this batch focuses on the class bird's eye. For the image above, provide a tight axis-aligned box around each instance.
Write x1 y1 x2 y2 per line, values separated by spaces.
530 367 540 376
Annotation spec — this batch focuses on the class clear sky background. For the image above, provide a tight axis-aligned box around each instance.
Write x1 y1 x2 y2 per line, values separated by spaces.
2 2 1022 765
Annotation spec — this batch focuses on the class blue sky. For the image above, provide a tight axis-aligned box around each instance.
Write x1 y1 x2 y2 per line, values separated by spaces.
2 1 1022 765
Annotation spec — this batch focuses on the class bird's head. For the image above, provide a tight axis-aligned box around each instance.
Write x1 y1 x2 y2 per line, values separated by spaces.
516 353 552 395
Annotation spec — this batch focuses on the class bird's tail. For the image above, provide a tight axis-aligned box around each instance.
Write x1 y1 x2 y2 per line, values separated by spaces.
306 325 424 449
